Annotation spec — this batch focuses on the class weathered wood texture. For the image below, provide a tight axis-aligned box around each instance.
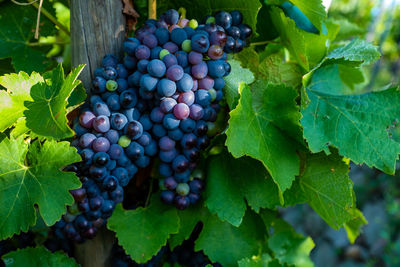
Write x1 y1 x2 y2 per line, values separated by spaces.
71 0 126 90
70 1 126 266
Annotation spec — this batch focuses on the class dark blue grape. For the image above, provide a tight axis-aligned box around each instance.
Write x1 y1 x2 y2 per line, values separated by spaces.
123 55 137 69
103 67 118 80
195 121 208 136
227 26 241 39
139 115 153 131
116 78 128 92
162 54 178 68
140 74 158 92
171 28 188 46
124 108 140 122
125 141 144 160
198 76 214 90
176 73 193 92
123 37 140 55
163 9 179 24
159 149 177 163
106 93 121 111
184 147 200 162
157 78 176 97
150 107 165 123
163 113 180 130
224 36 235 53
120 89 138 108
147 59 166 78
172 155 189 173
175 51 188 68
108 144 124 160
135 155 150 168
137 59 149 73
110 113 128 130
152 124 167 138
207 60 225 78
155 27 170 45
159 163 173 177
230 10 243 26
143 34 158 48
195 90 211 106
104 130 119 144
144 139 158 156
160 97 177 113
166 65 184 81
89 196 104 210
183 26 195 38
135 45 151 60
191 62 208 79
181 133 197 149
163 42 179 54
93 152 110 166
93 115 110 133
93 76 107 94
159 136 175 151
197 135 210 149
79 133 96 148
214 77 225 90
116 64 128 78
174 195 190 209
126 164 138 177
238 24 252 40
180 118 196 133
164 177 177 190
161 190 175 204
215 11 232 29
151 46 163 59
137 132 152 146
112 168 130 186
128 71 142 87
102 176 118 191
124 120 143 140
191 33 210 53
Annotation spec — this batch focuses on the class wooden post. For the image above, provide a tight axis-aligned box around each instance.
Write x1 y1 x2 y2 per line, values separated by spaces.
71 0 126 89
70 1 126 266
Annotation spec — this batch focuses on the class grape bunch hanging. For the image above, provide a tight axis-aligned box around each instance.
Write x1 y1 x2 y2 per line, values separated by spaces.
55 9 252 242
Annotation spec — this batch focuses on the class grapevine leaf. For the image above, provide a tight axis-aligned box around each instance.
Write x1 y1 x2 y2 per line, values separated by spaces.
0 137 81 240
24 64 85 140
290 0 327 32
225 82 301 195
0 71 43 132
301 86 400 174
296 152 357 229
270 7 339 71
195 211 266 267
224 59 255 109
238 254 281 267
67 83 87 111
2 246 78 267
328 18 366 40
107 197 180 263
168 204 207 250
205 152 280 226
260 211 315 267
326 38 380 66
0 3 56 73
344 209 367 243
10 118 29 138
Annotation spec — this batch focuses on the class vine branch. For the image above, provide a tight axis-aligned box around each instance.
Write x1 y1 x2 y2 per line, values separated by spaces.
148 0 156 19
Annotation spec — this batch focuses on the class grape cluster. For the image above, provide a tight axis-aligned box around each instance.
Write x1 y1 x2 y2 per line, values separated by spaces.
55 8 252 241
203 10 252 53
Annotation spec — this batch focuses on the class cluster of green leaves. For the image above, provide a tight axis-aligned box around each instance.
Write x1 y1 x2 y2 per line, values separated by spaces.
0 64 85 265
105 0 400 266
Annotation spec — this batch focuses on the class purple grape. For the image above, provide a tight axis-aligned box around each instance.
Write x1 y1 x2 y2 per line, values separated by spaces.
163 42 179 54
207 45 224 60
164 177 178 190
160 97 177 113
176 73 194 92
162 54 178 68
79 111 96 129
191 62 208 79
189 104 204 120
108 144 124 160
173 103 190 120
191 33 210 53
150 107 165 123
92 137 110 153
178 91 195 106
147 59 166 78
188 51 203 65
124 120 143 140
159 136 176 151
166 65 184 81
79 133 97 148
93 115 110 133
198 76 214 90
161 190 175 204
209 31 227 47
143 34 158 49
135 45 151 60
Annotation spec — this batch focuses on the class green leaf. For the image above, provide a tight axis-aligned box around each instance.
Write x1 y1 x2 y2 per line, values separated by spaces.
67 83 87 112
24 64 85 140
301 86 400 174
270 6 338 71
10 118 29 138
224 59 255 109
0 137 81 240
238 254 282 267
344 209 367 243
107 197 180 263
168 204 207 250
328 18 366 40
326 38 380 66
195 211 265 267
0 71 43 132
290 0 327 31
295 152 357 229
0 3 56 73
260 210 315 267
205 152 280 226
225 82 301 195
2 246 78 267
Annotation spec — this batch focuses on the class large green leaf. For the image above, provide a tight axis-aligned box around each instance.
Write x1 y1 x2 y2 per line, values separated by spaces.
2 246 78 267
301 87 400 174
0 72 43 132
195 211 265 267
205 152 280 226
0 3 56 73
225 82 301 195
224 59 255 109
24 64 85 140
0 137 81 239
292 153 358 229
107 197 180 263
238 254 282 267
260 210 315 267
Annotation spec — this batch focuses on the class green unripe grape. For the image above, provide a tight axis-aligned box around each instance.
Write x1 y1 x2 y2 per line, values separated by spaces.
159 49 170 60
176 183 190 196
189 19 198 29
208 88 217 101
106 80 118 91
206 16 216 24
118 135 131 148
182 40 192 52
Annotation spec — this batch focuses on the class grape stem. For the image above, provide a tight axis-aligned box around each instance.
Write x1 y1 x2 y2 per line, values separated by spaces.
250 40 281 46
31 0 71 36
148 0 156 19
145 176 154 207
